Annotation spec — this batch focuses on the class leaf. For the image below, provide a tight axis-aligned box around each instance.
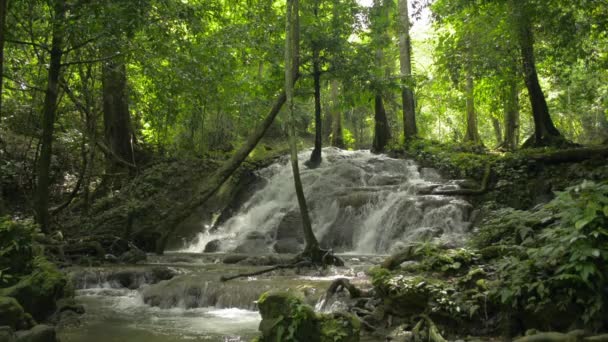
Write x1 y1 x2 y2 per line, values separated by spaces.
575 218 592 230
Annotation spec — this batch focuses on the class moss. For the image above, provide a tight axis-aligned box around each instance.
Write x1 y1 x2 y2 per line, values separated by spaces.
0 296 26 329
0 257 69 321
256 292 360 342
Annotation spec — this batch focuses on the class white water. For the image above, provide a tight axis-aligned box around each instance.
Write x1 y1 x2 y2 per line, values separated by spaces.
182 148 472 254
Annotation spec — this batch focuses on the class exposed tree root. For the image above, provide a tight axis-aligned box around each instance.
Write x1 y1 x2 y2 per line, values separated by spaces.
418 163 492 196
317 278 372 311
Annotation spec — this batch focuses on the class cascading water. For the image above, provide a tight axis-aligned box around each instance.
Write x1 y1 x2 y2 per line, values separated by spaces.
183 147 473 254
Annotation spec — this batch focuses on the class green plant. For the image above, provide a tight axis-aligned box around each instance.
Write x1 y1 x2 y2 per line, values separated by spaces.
494 181 608 328
0 217 37 278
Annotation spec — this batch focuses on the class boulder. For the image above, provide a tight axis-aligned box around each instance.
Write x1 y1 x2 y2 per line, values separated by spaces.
256 292 360 342
273 238 303 254
203 239 221 253
0 261 68 322
233 233 269 254
118 248 147 264
15 325 57 342
0 298 25 330
276 211 304 242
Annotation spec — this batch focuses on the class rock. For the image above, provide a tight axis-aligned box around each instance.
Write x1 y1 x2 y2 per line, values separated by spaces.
233 238 269 254
0 261 68 322
56 298 85 315
15 325 57 342
0 326 16 342
387 324 413 342
203 239 221 253
275 211 304 242
273 238 303 254
57 310 81 328
106 266 178 289
0 298 25 330
256 292 359 342
585 335 608 342
222 254 248 264
118 248 147 264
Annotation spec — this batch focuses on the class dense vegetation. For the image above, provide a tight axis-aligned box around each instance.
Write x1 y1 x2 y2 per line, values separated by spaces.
0 0 607 340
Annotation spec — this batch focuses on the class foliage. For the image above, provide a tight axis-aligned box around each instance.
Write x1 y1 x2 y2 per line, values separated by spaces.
0 217 37 283
493 181 608 328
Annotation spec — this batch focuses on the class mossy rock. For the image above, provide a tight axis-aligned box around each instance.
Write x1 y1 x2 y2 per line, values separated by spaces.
0 260 69 322
256 292 360 342
0 297 26 330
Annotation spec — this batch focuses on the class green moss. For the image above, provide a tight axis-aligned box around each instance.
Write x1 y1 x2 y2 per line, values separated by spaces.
0 257 69 321
0 296 26 329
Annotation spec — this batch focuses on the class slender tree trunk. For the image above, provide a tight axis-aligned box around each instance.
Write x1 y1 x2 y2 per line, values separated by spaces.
464 65 481 143
372 94 390 152
102 60 136 175
371 0 391 153
514 3 562 147
397 0 417 140
308 42 322 166
502 78 519 150
0 0 7 215
491 117 502 147
286 0 319 253
35 0 65 233
330 79 344 148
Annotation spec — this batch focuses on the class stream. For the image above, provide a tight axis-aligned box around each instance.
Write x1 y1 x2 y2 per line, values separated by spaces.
59 148 473 341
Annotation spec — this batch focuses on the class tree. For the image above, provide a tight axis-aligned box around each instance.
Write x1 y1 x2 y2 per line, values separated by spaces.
307 0 323 166
511 1 563 147
370 0 392 153
397 0 417 140
0 0 7 215
35 0 66 232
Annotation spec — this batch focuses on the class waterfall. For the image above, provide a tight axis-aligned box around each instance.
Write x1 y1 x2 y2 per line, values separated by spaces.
182 148 472 254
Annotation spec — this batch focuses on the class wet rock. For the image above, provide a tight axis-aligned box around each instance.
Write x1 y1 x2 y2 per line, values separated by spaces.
222 254 248 264
203 239 221 253
275 211 304 241
233 234 269 254
69 266 178 290
118 248 147 264
15 325 57 342
273 238 303 254
0 298 25 330
387 324 413 342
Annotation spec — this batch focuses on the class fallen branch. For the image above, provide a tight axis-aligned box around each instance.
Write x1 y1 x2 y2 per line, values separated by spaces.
412 314 447 342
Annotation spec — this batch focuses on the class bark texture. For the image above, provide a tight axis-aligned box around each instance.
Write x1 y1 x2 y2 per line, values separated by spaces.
330 79 344 148
309 41 322 166
102 60 136 174
464 66 481 144
35 0 65 232
502 78 520 150
372 94 390 152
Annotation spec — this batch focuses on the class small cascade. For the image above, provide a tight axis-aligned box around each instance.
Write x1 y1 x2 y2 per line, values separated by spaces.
183 148 473 254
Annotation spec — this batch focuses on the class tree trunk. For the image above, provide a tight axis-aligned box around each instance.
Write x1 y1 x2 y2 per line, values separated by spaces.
514 3 563 147
0 0 7 215
464 65 481 144
308 41 322 166
397 0 417 140
502 78 519 150
102 60 136 176
35 0 65 233
330 79 344 148
286 0 319 253
372 94 390 152
491 117 502 147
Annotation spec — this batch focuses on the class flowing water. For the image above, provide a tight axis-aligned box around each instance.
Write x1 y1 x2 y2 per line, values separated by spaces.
183 148 472 254
60 149 473 341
